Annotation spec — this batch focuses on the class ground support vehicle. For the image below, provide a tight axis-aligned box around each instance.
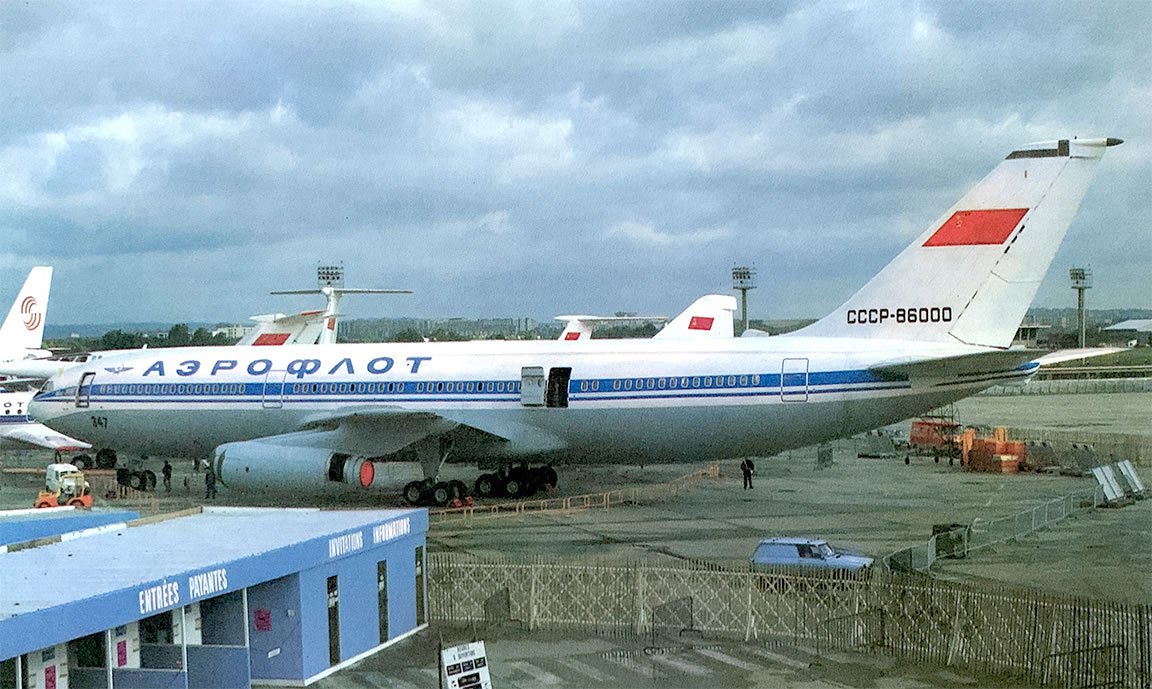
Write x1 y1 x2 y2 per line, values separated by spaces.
35 464 93 508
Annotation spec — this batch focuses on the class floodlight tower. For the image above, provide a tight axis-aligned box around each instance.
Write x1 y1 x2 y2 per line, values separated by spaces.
1069 267 1092 348
731 265 757 334
271 261 412 343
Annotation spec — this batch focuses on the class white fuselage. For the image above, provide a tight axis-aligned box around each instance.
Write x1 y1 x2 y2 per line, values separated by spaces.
28 336 1027 463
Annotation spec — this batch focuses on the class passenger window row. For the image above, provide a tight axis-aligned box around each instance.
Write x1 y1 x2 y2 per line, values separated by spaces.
579 374 761 393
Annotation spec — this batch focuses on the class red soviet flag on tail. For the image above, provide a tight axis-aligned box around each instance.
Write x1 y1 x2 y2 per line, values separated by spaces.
923 208 1029 246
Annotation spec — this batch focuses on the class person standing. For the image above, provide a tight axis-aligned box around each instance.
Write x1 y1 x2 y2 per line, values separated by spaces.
161 460 173 493
740 458 755 490
204 465 217 500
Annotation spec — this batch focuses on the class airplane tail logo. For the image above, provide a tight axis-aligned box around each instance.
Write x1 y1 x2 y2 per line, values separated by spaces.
1 266 52 351
790 138 1121 349
21 296 41 331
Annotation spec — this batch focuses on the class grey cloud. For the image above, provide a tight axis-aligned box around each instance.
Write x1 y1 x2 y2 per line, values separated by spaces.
0 0 1147 323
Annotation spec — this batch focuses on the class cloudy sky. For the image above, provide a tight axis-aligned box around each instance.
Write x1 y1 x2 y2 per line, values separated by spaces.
1 1 1149 326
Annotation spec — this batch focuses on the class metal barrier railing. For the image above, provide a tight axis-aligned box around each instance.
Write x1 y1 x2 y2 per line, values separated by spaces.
428 463 721 526
882 486 1103 572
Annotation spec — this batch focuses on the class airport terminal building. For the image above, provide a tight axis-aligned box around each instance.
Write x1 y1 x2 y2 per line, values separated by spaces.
0 506 428 688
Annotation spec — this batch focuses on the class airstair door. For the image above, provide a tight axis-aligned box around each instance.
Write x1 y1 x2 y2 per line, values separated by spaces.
546 367 572 408
76 371 95 408
781 358 809 402
262 370 287 409
520 366 546 406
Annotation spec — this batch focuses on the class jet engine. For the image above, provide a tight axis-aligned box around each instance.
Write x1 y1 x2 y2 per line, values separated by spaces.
213 441 412 493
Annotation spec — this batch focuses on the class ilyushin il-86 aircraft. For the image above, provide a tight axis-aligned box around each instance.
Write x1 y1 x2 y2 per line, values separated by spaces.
29 137 1122 506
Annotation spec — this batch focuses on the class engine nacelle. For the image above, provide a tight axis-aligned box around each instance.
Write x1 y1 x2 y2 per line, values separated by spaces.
213 441 388 493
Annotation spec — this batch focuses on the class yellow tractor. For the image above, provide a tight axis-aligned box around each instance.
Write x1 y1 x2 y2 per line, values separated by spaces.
34 463 94 509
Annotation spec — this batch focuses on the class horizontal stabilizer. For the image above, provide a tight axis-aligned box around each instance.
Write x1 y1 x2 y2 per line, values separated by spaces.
869 349 1041 380
1031 347 1128 366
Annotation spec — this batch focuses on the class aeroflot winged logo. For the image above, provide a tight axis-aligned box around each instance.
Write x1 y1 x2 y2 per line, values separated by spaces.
20 296 41 331
923 208 1029 246
104 365 134 375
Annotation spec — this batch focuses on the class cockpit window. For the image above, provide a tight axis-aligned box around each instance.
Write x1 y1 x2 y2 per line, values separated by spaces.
41 380 54 393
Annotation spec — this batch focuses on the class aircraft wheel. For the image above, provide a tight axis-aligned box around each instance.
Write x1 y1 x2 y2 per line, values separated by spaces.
542 466 558 488
35 500 53 509
66 498 85 508
96 448 118 469
128 473 144 490
448 480 469 499
430 482 451 507
72 454 91 470
143 470 157 490
475 474 498 498
403 481 426 506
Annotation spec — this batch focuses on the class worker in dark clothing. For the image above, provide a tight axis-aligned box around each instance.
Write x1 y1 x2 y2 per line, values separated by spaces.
161 460 172 493
204 465 217 500
740 458 755 489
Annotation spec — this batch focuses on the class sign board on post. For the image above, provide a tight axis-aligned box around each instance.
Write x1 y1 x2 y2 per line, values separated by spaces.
441 640 492 689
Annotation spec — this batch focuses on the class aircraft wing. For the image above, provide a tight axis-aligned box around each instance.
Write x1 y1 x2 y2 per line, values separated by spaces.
220 404 565 461
2 423 92 451
296 405 566 455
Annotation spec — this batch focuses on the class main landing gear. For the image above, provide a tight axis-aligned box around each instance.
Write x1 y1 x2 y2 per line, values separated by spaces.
474 464 558 500
402 478 470 508
400 464 560 507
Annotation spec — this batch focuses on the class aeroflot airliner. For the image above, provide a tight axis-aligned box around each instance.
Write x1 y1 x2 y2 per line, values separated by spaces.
29 137 1122 505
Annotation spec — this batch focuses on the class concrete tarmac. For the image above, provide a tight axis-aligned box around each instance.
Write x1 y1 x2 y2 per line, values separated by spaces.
2 392 1148 688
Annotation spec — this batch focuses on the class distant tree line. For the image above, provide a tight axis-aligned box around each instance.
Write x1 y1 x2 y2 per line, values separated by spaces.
48 324 235 353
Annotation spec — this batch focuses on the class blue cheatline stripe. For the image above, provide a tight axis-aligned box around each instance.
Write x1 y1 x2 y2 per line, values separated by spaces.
0 415 32 424
36 373 916 406
37 368 908 405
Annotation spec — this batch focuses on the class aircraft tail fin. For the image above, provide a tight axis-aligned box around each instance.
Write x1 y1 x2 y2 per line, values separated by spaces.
1 267 52 352
554 315 668 341
790 138 1121 348
654 295 737 339
238 310 332 346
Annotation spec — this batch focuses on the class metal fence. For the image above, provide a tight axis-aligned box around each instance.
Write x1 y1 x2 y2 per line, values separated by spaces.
982 377 1152 395
428 463 720 526
429 554 1152 689
882 487 1104 573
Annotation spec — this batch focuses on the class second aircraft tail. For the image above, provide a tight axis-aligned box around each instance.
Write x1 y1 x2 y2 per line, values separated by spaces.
1 266 53 353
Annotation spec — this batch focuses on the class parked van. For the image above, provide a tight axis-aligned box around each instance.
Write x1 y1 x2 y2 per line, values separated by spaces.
751 537 873 571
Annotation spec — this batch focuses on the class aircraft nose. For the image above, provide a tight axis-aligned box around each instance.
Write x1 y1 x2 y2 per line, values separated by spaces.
29 386 60 419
